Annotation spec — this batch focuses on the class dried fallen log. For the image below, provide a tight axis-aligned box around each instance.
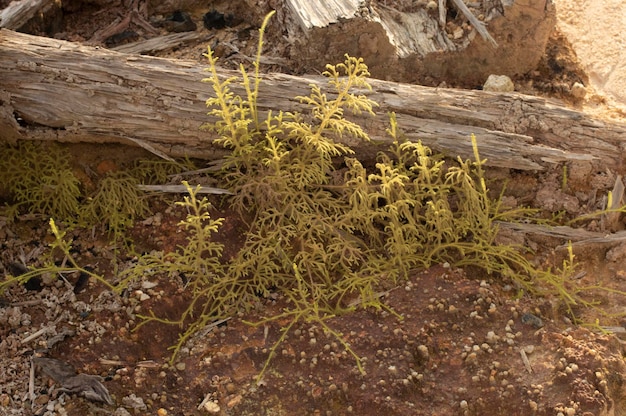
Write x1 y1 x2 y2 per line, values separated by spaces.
1 29 625 172
0 0 56 30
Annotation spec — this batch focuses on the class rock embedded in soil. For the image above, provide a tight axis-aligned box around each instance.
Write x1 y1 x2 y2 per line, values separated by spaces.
483 74 514 92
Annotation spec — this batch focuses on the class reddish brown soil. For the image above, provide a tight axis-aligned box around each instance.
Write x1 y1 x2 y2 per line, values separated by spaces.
3 184 626 416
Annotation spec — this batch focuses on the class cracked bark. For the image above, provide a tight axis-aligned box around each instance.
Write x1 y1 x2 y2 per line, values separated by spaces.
0 29 625 172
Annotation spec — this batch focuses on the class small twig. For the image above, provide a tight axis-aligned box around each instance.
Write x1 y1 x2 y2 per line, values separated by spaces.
119 135 175 162
347 288 395 308
99 358 160 368
129 9 159 35
197 392 213 411
450 0 498 48
88 0 158 44
29 358 36 406
438 0 447 27
55 267 75 290
99 359 125 366
89 15 130 44
519 348 532 373
112 32 214 54
166 161 225 177
22 326 53 344
191 317 232 340
137 360 161 368
137 184 234 195
229 52 292 68
11 299 43 307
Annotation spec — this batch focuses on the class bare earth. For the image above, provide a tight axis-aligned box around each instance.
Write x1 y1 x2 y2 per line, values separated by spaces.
554 0 626 115
1 1 626 416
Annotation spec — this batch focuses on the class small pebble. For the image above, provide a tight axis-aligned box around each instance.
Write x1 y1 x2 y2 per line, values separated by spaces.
203 401 220 413
521 313 544 328
571 82 587 99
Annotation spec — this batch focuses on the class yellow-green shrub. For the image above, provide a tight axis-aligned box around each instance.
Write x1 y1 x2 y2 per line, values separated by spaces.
129 12 576 379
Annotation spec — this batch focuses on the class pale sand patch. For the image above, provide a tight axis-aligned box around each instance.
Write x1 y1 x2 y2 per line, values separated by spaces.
555 0 626 113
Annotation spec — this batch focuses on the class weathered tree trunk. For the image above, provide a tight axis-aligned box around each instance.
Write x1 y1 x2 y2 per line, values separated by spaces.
0 0 56 30
281 0 556 87
1 29 625 172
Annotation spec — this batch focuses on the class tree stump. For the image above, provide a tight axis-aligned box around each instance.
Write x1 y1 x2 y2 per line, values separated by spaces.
281 0 556 86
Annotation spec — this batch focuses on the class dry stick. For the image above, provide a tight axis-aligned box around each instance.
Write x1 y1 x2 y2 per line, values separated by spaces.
121 135 175 162
99 358 161 368
347 288 396 308
197 393 213 411
519 348 533 373
11 299 43 307
191 317 231 339
29 358 36 407
129 9 159 36
497 222 626 246
601 326 626 339
438 0 447 27
112 32 214 54
21 326 53 344
137 184 234 195
89 15 129 44
450 0 498 47
87 0 158 44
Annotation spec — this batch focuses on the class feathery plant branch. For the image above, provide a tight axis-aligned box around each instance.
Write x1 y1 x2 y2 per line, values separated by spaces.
0 219 116 294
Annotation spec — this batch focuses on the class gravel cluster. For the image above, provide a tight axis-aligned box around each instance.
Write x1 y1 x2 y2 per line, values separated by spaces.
0 237 146 415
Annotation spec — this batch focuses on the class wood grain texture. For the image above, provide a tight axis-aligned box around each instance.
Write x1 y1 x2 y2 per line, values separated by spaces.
0 0 55 30
1 29 625 171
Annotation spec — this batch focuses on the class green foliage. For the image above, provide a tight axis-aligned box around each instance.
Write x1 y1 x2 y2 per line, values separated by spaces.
0 141 193 244
0 219 114 294
344 124 532 284
128 158 196 185
0 141 198 295
121 181 241 356
126 11 583 379
125 181 226 291
0 142 81 222
80 171 149 243
202 12 376 216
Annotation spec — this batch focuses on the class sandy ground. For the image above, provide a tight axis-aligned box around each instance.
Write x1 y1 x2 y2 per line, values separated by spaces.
555 0 626 113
